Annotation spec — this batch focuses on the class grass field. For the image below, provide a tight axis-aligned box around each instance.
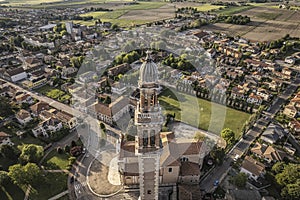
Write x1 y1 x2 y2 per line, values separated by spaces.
194 4 225 12
158 89 250 137
30 172 68 200
43 150 70 170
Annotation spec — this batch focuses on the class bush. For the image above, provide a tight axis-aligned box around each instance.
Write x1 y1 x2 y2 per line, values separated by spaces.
56 147 63 154
64 145 70 153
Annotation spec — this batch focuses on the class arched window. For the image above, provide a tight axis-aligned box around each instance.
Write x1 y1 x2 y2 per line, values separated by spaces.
150 130 155 146
143 130 148 147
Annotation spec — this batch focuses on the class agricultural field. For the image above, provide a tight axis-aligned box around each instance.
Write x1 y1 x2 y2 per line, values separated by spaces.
194 4 225 12
79 2 175 27
158 89 250 137
0 0 132 7
214 5 254 15
200 4 300 42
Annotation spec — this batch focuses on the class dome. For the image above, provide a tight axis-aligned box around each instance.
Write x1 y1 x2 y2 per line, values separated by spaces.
139 51 158 84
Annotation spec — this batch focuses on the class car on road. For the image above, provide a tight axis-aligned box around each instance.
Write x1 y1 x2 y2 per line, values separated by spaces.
213 180 219 186
233 154 239 161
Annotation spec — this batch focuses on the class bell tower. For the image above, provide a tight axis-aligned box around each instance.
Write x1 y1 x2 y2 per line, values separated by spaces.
135 51 163 200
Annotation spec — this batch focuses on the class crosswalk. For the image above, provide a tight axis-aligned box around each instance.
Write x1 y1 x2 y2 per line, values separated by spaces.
74 181 87 191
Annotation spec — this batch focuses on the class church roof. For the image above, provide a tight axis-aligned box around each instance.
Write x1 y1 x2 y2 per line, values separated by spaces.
139 51 158 84
180 162 201 176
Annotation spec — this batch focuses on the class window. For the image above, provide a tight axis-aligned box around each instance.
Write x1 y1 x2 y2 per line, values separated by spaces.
147 190 151 194
143 130 148 147
150 130 155 146
168 168 172 173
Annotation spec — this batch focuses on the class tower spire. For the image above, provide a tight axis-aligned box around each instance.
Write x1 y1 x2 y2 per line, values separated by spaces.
135 50 163 200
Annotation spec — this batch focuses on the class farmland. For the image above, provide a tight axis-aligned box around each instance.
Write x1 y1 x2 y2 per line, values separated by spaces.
200 4 300 42
78 2 175 27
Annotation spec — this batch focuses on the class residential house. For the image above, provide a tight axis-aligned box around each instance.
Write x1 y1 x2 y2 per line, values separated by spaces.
89 96 131 125
240 156 265 181
268 79 282 91
283 143 296 155
256 88 270 101
22 70 47 89
32 117 63 137
108 63 131 77
16 109 32 125
61 66 78 79
247 93 263 105
78 71 97 83
24 57 43 69
0 131 13 146
3 67 27 82
260 124 284 144
30 101 49 116
55 110 77 130
283 104 297 118
231 85 246 100
284 56 295 64
250 142 286 163
15 93 33 104
289 119 300 134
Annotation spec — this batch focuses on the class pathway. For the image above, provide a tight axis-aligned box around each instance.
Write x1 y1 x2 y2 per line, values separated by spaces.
48 190 69 200
23 185 32 200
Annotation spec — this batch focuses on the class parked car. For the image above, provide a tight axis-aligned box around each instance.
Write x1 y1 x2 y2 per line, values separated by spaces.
213 180 219 186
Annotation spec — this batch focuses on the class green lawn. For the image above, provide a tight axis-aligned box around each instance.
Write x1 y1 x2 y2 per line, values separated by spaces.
34 84 54 94
35 85 69 102
214 5 254 15
30 172 68 200
0 181 25 200
159 89 250 136
43 150 70 170
194 4 225 12
13 134 46 148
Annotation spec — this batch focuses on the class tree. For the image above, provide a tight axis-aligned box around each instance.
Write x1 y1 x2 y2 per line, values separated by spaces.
99 122 106 130
272 162 285 174
221 128 235 146
111 24 119 31
20 144 44 163
64 145 70 153
0 171 10 186
210 147 225 165
0 144 19 160
8 163 42 186
103 96 111 104
68 157 76 165
274 163 300 199
0 97 13 117
231 172 247 188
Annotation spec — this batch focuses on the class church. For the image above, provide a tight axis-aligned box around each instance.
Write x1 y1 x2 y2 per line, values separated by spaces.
117 51 208 200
